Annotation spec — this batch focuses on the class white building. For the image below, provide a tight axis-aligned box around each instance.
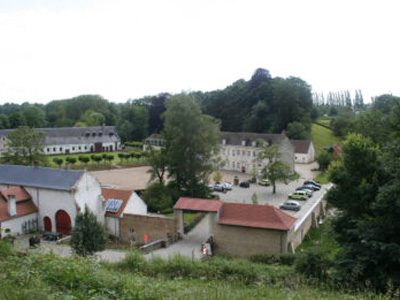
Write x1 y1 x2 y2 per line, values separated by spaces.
102 188 147 237
0 126 121 156
0 164 104 236
0 186 38 238
143 133 165 151
218 131 295 174
291 140 315 164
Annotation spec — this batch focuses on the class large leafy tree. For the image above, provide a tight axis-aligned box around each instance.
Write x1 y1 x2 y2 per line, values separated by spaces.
258 144 291 194
328 133 400 290
71 206 107 256
3 126 46 165
163 94 220 197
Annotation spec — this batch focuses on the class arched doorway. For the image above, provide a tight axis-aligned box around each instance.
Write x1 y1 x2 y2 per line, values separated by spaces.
43 216 52 232
55 210 72 235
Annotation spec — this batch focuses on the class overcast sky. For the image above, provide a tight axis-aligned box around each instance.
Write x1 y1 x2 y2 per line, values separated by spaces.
0 0 399 104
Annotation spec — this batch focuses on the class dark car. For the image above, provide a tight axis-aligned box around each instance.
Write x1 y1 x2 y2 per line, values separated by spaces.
303 183 320 191
304 180 322 189
239 181 250 188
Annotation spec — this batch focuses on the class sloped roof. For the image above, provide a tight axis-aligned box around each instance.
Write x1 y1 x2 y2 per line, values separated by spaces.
0 187 38 222
0 126 120 145
218 203 296 231
145 133 163 140
221 131 285 146
291 139 312 154
174 197 223 212
0 165 83 191
101 188 131 217
0 186 31 202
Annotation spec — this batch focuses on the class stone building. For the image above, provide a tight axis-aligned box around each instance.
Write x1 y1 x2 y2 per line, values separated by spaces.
290 139 315 164
174 197 325 257
0 126 121 156
218 131 295 174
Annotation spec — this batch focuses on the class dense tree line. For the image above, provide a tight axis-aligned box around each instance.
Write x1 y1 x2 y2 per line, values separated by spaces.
0 68 314 142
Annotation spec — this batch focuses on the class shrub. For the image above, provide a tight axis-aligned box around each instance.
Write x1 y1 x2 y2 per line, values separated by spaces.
71 206 107 256
78 155 90 165
143 182 174 212
0 240 15 257
66 157 77 165
295 247 331 280
53 157 63 167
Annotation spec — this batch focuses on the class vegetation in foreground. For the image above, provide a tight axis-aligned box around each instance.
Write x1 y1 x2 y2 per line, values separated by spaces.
0 241 389 300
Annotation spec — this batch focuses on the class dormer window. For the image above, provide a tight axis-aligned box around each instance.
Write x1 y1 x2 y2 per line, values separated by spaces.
241 140 246 146
92 132 96 137
252 141 256 147
98 132 103 137
222 139 226 145
109 132 114 136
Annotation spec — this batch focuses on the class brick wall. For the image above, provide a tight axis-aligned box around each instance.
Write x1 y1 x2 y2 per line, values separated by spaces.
212 222 287 257
119 213 178 244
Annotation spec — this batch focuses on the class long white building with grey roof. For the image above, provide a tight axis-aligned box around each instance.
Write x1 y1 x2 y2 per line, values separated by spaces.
0 126 121 156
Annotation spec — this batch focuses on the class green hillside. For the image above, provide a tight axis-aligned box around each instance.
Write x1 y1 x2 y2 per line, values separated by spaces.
311 122 341 155
0 242 387 300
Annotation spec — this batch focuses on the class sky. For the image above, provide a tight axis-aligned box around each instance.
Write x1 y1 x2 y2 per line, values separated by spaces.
0 0 399 104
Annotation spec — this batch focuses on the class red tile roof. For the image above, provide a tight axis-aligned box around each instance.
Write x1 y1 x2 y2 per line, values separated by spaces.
174 197 223 212
1 186 31 202
101 188 132 217
0 187 38 222
218 203 296 231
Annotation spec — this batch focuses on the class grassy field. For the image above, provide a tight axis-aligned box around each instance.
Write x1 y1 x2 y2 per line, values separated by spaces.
311 123 341 155
0 242 388 300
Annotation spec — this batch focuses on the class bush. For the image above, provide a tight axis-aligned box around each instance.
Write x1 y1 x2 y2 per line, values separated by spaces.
71 206 107 256
66 157 77 165
53 157 63 167
78 155 90 165
0 240 15 257
295 247 331 280
143 182 174 213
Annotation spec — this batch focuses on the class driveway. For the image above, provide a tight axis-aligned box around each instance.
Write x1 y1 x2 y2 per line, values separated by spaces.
145 214 211 261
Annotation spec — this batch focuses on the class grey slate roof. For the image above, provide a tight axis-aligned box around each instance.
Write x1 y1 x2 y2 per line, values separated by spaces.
0 126 120 146
0 164 84 191
290 139 312 154
221 131 285 146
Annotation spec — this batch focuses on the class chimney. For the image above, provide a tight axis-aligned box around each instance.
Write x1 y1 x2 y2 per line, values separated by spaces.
7 194 16 217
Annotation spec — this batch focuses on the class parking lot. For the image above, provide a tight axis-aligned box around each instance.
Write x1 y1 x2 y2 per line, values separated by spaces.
215 162 329 219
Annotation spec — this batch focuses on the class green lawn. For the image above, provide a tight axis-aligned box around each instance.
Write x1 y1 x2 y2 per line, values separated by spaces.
316 116 332 128
311 123 341 155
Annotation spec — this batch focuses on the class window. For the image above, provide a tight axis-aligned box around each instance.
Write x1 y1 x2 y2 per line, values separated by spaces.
247 151 250 156
242 150 245 156
53 147 56 152
237 150 240 155
60 147 63 151
92 132 96 137
78 146 81 150
241 140 246 146
232 150 235 156
222 139 226 145
253 151 256 157
252 141 256 147
84 146 87 150
47 148 50 152
72 147 75 151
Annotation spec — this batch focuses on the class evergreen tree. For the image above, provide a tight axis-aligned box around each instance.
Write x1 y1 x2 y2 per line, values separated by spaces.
71 206 107 256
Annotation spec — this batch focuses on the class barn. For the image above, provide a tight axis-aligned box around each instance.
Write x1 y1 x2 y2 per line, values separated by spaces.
0 164 104 236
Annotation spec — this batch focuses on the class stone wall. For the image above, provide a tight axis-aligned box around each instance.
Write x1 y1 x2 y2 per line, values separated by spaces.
212 222 287 257
119 213 178 244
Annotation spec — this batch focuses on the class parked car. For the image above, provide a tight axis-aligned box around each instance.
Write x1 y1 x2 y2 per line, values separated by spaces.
288 190 308 201
280 200 301 212
239 181 250 188
303 183 320 191
213 183 226 192
295 186 313 197
222 182 233 190
258 178 271 186
304 180 322 189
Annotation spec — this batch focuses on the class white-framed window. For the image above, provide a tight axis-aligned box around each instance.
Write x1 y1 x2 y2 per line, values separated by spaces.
222 139 226 145
241 140 246 146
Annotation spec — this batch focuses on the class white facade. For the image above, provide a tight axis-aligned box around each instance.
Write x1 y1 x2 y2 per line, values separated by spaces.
218 145 266 175
294 143 315 164
0 172 104 234
43 142 119 155
0 213 38 237
105 191 147 237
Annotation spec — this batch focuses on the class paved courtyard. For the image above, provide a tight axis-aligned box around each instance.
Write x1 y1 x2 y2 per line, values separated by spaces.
216 162 328 219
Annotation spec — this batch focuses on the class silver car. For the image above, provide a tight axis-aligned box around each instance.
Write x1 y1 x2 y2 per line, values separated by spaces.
280 200 301 212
